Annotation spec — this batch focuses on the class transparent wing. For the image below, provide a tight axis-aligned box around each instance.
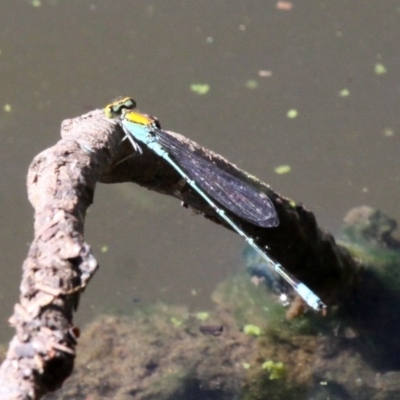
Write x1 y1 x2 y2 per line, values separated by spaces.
154 129 279 228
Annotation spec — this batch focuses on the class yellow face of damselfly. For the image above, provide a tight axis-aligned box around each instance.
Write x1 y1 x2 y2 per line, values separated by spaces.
104 97 137 118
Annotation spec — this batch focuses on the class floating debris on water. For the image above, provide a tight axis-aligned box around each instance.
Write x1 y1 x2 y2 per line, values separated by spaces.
245 79 258 89
339 88 350 97
258 70 273 77
275 165 291 175
276 1 293 11
190 84 210 95
374 62 387 75
383 128 394 137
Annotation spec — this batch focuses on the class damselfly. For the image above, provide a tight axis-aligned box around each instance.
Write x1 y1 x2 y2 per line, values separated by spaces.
105 98 326 312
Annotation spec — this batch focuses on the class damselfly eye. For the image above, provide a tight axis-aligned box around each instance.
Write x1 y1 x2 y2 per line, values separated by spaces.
122 98 137 110
105 97 137 118
112 98 137 114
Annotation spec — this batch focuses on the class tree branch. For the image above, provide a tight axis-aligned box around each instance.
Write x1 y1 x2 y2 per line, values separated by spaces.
0 108 359 399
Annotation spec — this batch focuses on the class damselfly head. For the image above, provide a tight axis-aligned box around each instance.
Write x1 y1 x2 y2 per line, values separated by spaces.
104 97 137 118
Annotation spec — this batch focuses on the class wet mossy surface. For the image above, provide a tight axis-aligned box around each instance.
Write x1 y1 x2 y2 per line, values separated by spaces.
41 274 323 400
40 207 400 399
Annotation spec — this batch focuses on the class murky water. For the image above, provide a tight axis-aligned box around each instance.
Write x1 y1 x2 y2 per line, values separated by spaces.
0 1 399 396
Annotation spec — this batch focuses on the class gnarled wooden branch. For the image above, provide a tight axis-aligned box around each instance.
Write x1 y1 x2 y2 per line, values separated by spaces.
0 108 358 399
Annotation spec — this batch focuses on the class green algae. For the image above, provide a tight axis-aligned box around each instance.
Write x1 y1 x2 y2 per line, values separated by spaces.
262 360 286 380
